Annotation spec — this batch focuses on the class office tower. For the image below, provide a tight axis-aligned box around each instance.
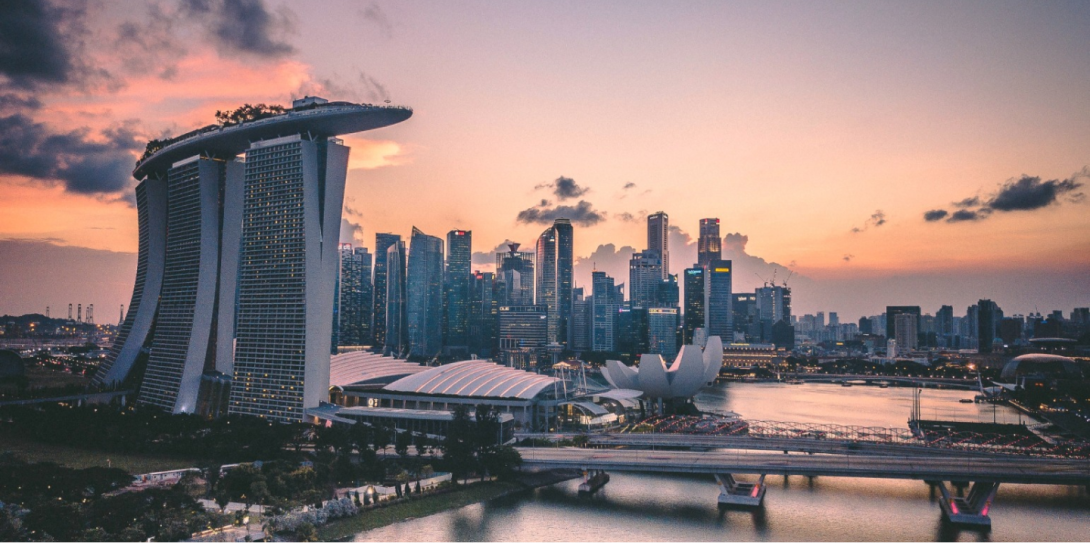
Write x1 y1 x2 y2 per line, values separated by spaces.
647 212 669 279
683 267 705 343
733 292 757 338
384 240 407 356
337 244 372 347
407 227 444 358
815 311 825 330
656 274 680 307
616 307 650 357
697 218 721 268
755 285 790 325
936 305 954 346
628 250 663 308
859 316 872 335
828 312 839 328
444 230 472 355
591 270 619 351
771 320 795 349
977 299 999 353
569 287 591 352
497 243 536 307
647 307 679 358
372 233 401 349
704 260 733 340
97 97 410 421
885 306 921 340
894 313 918 352
536 219 573 346
498 305 548 350
469 271 499 357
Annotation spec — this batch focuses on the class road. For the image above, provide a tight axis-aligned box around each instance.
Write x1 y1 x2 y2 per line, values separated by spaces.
516 447 1090 485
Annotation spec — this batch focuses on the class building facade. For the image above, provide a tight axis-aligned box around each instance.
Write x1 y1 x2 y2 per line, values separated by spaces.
647 212 669 279
371 233 401 349
697 218 721 268
705 260 733 340
406 227 444 358
444 230 472 355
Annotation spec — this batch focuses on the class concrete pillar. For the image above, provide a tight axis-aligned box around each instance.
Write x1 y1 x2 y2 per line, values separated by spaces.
715 473 767 506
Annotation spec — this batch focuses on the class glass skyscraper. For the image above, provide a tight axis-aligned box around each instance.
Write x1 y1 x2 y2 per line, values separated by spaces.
698 218 721 268
647 211 669 279
384 240 408 356
407 227 444 358
372 233 401 349
683 267 705 344
444 230 472 355
536 219 573 346
705 259 733 340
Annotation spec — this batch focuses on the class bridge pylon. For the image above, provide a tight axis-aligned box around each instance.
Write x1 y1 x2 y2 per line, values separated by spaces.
578 469 610 494
936 481 999 526
715 473 766 506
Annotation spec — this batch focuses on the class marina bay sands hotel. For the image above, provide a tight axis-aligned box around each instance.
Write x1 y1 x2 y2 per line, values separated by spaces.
93 97 412 422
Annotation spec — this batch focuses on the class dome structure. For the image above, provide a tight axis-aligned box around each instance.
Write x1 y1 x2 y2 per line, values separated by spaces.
602 336 724 399
1000 353 1082 381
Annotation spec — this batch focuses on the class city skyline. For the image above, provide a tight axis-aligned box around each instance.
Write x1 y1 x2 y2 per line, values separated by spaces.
2 0 1090 321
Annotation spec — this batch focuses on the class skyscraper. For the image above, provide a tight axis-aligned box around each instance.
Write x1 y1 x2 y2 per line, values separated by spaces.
894 313 919 352
591 270 620 351
406 227 444 358
444 230 472 355
648 307 679 358
697 218 721 268
372 233 401 349
885 306 921 341
496 244 535 307
536 219 573 346
569 287 591 352
628 250 663 308
647 212 669 279
705 260 733 340
977 299 999 353
683 267 705 343
384 240 407 356
337 244 373 347
469 271 499 357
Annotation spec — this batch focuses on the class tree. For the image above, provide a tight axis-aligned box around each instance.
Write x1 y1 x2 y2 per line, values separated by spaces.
373 424 392 457
215 489 231 512
414 432 430 457
394 430 412 457
475 404 501 480
442 405 476 484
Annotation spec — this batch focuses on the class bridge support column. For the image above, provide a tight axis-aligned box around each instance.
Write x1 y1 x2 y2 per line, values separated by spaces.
578 469 609 494
936 481 999 526
715 474 766 507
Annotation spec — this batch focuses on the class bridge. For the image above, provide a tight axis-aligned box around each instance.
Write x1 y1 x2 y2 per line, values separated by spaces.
514 442 1090 525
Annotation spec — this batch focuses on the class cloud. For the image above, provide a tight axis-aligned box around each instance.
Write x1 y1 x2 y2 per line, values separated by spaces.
534 175 589 201
851 209 887 233
988 174 1083 211
843 254 854 262
952 196 979 208
614 211 646 223
180 0 297 59
360 3 394 38
947 209 984 222
340 217 363 246
516 199 605 227
0 0 84 89
574 244 637 295
0 114 143 196
112 5 188 80
0 93 42 112
923 168 1087 224
623 182 636 190
923 209 948 222
722 232 749 253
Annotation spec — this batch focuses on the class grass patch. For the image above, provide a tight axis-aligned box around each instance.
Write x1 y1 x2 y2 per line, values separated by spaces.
317 481 525 541
0 431 195 474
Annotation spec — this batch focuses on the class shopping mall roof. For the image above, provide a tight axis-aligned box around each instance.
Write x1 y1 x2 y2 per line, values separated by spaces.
329 351 426 390
383 360 559 400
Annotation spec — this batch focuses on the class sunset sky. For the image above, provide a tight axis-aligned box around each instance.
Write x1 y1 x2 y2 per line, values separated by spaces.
2 0 1088 321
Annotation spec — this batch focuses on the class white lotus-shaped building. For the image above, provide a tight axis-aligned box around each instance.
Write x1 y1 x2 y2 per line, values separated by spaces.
601 336 724 398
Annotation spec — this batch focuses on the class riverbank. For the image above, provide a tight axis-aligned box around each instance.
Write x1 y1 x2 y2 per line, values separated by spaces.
317 480 524 541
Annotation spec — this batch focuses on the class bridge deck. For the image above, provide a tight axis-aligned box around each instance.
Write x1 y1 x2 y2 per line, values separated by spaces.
517 447 1090 485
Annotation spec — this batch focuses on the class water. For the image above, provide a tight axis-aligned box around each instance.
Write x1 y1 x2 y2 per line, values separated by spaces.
353 383 1090 542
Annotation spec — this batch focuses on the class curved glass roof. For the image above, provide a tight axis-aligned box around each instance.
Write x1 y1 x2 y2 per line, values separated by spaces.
329 351 426 389
383 360 559 400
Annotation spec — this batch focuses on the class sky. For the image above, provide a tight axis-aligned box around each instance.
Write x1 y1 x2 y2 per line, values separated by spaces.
1 0 1089 322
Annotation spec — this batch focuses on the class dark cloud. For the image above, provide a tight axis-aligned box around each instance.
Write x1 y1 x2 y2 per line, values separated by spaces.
0 114 142 196
947 209 984 222
614 211 647 223
843 254 853 262
181 0 297 58
924 169 1087 225
623 182 636 190
988 174 1083 211
851 209 887 233
359 72 390 102
923 209 948 222
516 199 605 226
0 0 79 88
113 5 187 80
535 176 589 201
953 196 979 208
360 3 394 38
0 93 42 112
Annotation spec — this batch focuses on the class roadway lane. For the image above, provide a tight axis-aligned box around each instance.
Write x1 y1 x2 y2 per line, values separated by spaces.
516 447 1090 485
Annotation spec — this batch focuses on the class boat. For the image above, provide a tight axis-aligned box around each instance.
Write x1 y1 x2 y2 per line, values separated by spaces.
841 382 852 387
959 399 974 404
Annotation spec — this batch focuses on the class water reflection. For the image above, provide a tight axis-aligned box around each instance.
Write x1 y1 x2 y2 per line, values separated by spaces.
356 383 1089 542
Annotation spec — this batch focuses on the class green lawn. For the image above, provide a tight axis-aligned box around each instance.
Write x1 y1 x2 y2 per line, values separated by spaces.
317 481 525 541
0 432 196 474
